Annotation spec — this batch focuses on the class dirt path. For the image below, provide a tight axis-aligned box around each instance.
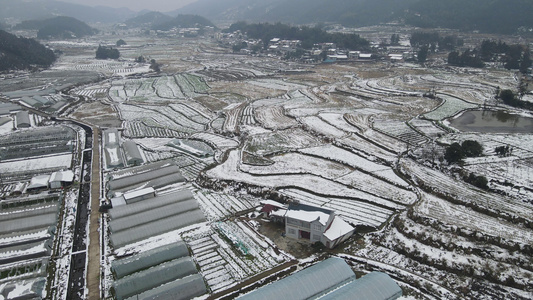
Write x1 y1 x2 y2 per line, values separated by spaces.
87 127 101 299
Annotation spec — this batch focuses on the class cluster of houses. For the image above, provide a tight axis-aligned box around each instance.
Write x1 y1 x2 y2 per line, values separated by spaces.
221 30 413 63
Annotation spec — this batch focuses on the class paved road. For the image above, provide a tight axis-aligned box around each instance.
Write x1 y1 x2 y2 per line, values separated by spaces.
65 124 101 299
66 150 91 300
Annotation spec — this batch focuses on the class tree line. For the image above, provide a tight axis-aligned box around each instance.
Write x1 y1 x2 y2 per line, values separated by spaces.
447 40 531 71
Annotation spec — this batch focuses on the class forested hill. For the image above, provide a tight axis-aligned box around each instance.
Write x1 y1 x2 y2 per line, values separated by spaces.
177 0 533 34
152 14 216 31
175 0 416 27
0 0 136 24
0 30 56 71
14 16 98 39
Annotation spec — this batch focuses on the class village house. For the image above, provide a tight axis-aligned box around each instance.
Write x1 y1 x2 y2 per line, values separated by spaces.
269 202 355 249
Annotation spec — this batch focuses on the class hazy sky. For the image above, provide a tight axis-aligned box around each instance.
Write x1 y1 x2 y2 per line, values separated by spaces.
59 0 198 12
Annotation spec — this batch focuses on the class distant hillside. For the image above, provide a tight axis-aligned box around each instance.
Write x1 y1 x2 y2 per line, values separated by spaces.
124 11 174 28
14 16 98 39
0 30 56 71
0 0 136 24
153 14 216 31
404 0 533 34
174 0 416 27
176 0 533 34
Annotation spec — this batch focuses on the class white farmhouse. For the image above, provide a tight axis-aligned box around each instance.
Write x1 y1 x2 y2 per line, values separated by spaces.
275 203 355 249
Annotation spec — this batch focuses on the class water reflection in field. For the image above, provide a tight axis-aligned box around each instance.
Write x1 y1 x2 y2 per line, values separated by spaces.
449 110 533 133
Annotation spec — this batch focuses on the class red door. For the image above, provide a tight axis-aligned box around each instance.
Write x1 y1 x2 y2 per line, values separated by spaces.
299 230 310 239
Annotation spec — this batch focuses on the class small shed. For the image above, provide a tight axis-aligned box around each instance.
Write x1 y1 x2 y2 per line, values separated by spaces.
123 187 156 204
26 175 50 192
49 170 75 189
16 111 31 128
322 215 355 249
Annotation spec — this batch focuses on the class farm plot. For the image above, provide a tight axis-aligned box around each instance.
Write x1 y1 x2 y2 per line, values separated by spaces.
169 103 212 124
190 132 239 149
123 121 183 138
415 192 533 245
254 106 298 130
153 75 184 99
300 116 347 138
73 87 108 98
174 74 209 98
239 152 353 179
279 189 394 228
243 128 323 156
118 104 199 135
246 78 307 91
423 94 478 121
147 105 207 132
185 221 291 293
193 188 258 221
241 105 256 125
336 134 399 164
336 170 417 205
207 150 405 211
300 145 410 189
400 158 533 221
222 103 246 134
408 119 447 139
373 119 427 145
318 113 361 134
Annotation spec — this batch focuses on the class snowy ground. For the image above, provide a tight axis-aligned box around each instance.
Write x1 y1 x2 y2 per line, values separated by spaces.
1 29 531 299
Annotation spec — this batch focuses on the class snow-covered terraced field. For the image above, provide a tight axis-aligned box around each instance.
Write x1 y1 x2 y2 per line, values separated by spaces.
423 94 478 120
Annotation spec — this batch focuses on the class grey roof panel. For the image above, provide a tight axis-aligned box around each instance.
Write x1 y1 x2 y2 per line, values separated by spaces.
109 189 194 220
110 209 205 249
109 165 185 192
112 241 189 279
113 257 198 300
129 274 207 300
238 257 356 300
109 199 199 233
0 204 58 222
318 272 402 300
0 213 57 235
